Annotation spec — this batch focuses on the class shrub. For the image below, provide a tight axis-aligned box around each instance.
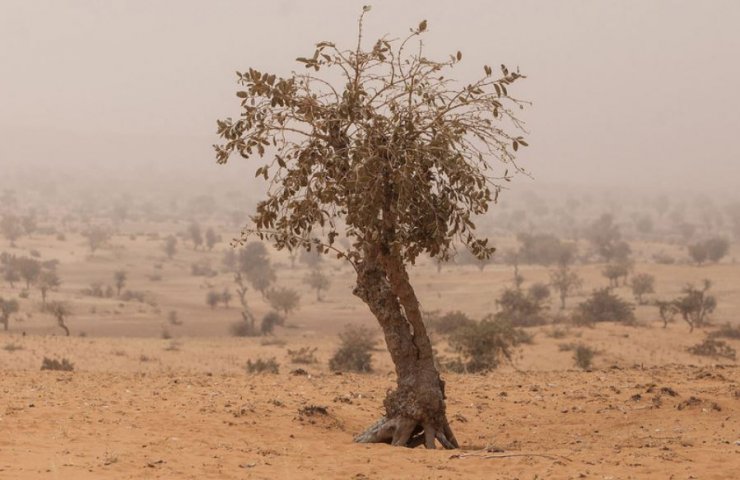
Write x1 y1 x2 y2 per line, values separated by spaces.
429 310 475 335
652 252 675 265
494 287 548 327
687 338 736 360
573 344 597 370
328 324 376 373
572 288 635 326
709 323 740 340
260 311 285 335
288 347 318 364
448 316 529 373
267 287 300 319
191 260 218 277
631 273 655 305
674 280 716 332
230 319 260 337
246 357 280 374
41 357 74 371
688 237 730 265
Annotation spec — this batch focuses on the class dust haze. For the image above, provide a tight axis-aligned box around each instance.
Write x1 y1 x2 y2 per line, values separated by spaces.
1 2 739 479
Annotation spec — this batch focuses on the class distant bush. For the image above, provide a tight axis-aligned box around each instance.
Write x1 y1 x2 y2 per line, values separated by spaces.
630 273 656 305
516 232 576 266
687 338 736 360
260 311 285 335
429 311 475 335
573 344 597 370
572 288 635 326
267 287 300 319
494 287 549 327
246 357 280 374
41 357 74 371
674 280 716 332
328 324 376 373
288 347 318 364
688 237 730 265
230 319 260 337
447 316 530 373
709 323 740 340
191 260 218 277
652 252 675 265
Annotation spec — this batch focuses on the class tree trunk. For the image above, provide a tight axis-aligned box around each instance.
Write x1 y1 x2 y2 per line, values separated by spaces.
352 248 458 449
57 317 70 336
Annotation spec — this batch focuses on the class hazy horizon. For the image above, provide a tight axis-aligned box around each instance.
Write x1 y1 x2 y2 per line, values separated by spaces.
2 0 739 193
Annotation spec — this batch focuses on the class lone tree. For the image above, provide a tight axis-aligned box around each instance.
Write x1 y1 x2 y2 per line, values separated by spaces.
214 11 528 449
549 264 582 309
113 270 127 297
44 301 71 336
0 297 19 331
304 267 331 301
630 272 655 305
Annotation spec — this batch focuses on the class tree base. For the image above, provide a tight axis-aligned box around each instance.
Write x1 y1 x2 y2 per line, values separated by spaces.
354 415 459 449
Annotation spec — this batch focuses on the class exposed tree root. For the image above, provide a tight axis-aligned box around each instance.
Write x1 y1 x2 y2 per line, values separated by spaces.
354 416 459 449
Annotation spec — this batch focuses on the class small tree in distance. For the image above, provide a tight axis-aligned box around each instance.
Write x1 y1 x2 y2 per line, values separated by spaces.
630 273 655 305
549 264 583 309
0 297 20 331
214 10 528 448
113 270 127 297
304 267 331 301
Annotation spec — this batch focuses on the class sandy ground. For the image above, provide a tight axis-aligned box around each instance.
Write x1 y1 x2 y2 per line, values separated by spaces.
2 234 740 478
1 358 738 479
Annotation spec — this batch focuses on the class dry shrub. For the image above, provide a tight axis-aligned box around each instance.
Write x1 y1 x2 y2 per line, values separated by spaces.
328 324 376 373
447 316 530 373
573 344 597 370
288 347 318 364
687 338 736 360
428 310 475 335
41 357 74 371
572 288 635 326
246 357 280 374
709 323 740 340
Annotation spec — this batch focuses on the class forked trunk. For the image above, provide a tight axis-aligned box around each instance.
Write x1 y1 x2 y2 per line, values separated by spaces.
352 249 458 449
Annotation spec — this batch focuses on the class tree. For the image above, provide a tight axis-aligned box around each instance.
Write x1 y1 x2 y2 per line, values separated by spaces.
0 253 20 288
205 227 220 251
267 287 300 319
187 222 203 250
572 288 635 326
220 288 232 308
585 214 622 262
0 215 24 247
163 235 178 259
113 270 127 297
516 233 575 266
630 273 655 305
44 301 71 336
206 290 221 309
16 256 41 289
38 270 61 304
688 237 729 265
82 226 110 254
602 262 630 288
214 12 528 448
549 264 583 309
674 280 716 332
0 297 19 331
304 267 331 301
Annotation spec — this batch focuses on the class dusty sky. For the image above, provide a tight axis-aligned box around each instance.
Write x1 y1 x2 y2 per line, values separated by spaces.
1 0 739 191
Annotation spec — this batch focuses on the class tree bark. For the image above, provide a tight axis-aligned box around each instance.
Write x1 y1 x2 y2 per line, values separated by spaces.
352 246 458 449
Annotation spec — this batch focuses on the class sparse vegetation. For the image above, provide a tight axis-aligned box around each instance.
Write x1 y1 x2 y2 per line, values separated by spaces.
41 357 74 371
573 344 597 370
447 316 530 373
631 273 655 305
328 325 377 373
288 347 318 364
687 337 736 360
245 357 280 374
572 288 635 326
